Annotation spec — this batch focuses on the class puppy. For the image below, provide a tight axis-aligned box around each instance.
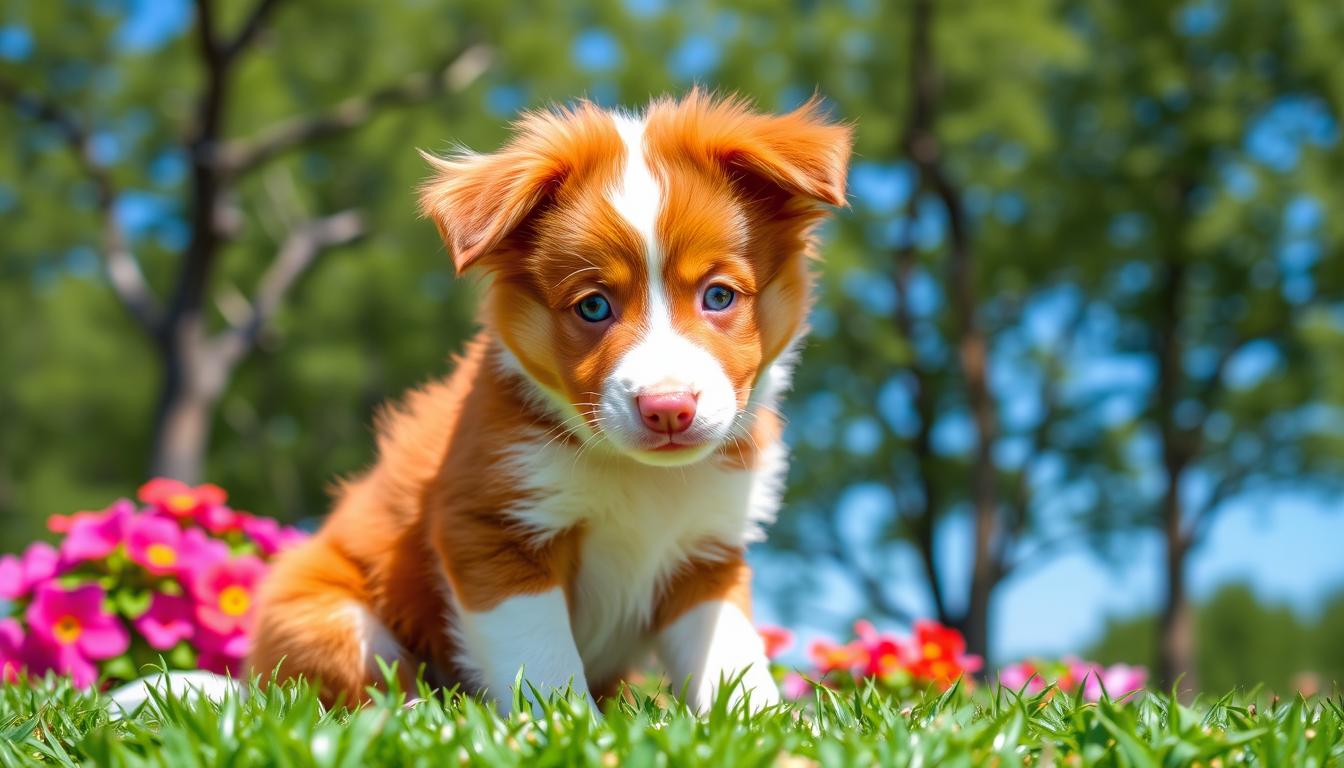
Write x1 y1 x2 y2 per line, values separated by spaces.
248 90 851 713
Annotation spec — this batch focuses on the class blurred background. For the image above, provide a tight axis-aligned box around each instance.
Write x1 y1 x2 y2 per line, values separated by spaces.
2 0 1343 695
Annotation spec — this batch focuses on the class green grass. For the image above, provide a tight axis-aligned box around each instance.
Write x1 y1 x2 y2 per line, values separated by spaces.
2 675 1343 766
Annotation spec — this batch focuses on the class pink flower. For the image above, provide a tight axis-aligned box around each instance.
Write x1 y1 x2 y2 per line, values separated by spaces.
25 582 129 688
133 593 195 650
1081 663 1147 702
197 505 238 534
138 478 227 521
999 660 1048 694
126 515 184 575
781 672 813 699
179 527 231 572
852 621 908 680
1064 657 1095 693
191 555 266 636
196 628 250 676
758 625 794 660
0 618 24 683
0 541 59 600
237 514 308 555
59 500 132 563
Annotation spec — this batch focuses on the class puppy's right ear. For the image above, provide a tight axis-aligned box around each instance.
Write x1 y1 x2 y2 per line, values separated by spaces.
417 146 565 274
418 102 620 274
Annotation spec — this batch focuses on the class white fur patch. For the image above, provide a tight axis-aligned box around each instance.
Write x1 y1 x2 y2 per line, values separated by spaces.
657 600 780 714
499 434 787 686
451 588 592 713
341 603 404 677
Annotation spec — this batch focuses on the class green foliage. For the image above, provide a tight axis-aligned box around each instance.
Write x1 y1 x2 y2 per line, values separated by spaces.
2 675 1343 766
1087 583 1344 695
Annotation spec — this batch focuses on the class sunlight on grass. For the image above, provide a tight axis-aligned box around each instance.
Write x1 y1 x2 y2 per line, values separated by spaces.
1 673 1342 765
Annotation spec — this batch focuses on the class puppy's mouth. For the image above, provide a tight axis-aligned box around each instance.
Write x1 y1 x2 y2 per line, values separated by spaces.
613 427 723 465
649 437 705 452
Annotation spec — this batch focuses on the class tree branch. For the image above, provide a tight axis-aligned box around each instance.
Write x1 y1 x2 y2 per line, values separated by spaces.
222 0 287 60
213 210 365 367
1185 468 1249 548
814 531 916 625
0 77 163 333
193 0 220 59
215 43 493 175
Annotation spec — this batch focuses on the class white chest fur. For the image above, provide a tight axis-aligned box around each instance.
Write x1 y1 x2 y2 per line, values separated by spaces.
502 436 787 682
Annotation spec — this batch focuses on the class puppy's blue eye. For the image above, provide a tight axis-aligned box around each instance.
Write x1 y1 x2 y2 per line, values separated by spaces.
576 294 612 322
703 284 735 311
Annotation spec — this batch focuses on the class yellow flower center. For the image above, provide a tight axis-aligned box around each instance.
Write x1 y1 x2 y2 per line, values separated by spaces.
167 494 196 513
53 615 83 645
923 642 943 659
219 585 251 617
146 543 177 567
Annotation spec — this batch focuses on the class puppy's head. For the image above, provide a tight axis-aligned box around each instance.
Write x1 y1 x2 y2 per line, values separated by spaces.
419 91 851 466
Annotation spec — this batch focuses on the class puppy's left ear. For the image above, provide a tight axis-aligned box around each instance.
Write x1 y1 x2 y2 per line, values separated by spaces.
724 96 852 207
669 91 852 207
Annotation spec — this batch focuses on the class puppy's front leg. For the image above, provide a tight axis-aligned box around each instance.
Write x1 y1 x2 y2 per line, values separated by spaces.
455 587 593 714
438 524 591 714
655 558 780 714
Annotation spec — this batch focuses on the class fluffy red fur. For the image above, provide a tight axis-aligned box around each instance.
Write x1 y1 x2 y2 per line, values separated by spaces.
248 91 851 706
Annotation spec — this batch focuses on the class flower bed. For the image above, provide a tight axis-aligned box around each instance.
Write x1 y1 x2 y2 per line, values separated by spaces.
760 620 1146 701
0 479 306 687
1 481 1145 700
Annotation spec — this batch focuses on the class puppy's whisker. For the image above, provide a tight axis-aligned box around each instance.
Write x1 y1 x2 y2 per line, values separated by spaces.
556 265 602 285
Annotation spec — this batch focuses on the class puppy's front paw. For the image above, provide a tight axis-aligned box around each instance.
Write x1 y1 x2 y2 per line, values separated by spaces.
732 661 781 712
691 659 781 715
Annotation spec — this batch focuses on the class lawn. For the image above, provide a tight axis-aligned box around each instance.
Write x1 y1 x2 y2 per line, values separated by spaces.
2 676 1342 766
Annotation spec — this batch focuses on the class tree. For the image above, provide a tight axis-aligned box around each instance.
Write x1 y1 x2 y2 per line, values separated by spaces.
1049 0 1344 692
758 0 1096 663
1 0 493 483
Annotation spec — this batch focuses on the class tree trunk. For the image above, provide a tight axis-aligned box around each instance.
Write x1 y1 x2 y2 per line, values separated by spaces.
1159 469 1196 696
960 322 999 663
150 382 215 483
1155 256 1197 697
902 0 1001 663
149 318 227 483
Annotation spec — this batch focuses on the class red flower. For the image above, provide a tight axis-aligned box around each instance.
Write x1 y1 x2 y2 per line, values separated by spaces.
809 638 866 675
906 620 982 689
758 625 794 660
138 478 227 520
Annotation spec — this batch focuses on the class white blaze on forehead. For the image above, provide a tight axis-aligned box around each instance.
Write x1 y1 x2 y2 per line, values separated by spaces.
601 110 739 464
610 114 662 278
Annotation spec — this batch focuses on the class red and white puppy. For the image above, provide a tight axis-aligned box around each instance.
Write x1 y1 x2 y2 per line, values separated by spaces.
248 91 851 712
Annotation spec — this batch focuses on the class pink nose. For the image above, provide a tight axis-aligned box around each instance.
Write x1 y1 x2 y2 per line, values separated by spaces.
637 392 697 434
